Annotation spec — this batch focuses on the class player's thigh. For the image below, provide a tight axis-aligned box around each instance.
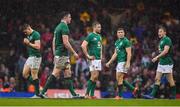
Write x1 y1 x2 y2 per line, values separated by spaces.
22 64 30 78
94 70 99 78
90 71 99 80
93 71 99 77
155 72 163 80
166 73 174 81
64 63 72 78
166 73 175 86
31 69 39 80
155 72 163 85
116 72 124 80
52 67 61 78
116 72 124 83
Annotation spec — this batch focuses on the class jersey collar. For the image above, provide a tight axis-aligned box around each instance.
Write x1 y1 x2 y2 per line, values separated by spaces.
92 32 99 35
28 30 34 37
61 20 67 25
161 35 167 40
119 36 125 40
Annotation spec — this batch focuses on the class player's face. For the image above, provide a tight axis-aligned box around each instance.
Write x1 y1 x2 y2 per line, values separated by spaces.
66 14 72 24
158 29 166 38
23 27 31 36
117 30 125 38
95 24 101 33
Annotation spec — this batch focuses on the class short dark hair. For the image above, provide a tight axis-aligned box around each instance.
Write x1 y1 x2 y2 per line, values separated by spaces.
21 24 30 31
158 26 167 32
92 21 100 27
60 11 70 19
117 27 125 32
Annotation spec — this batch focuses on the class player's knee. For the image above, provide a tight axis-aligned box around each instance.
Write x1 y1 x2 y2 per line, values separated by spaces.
90 76 96 82
169 79 175 87
155 78 161 85
64 69 72 77
31 69 38 77
118 79 123 85
52 68 60 78
118 81 123 85
64 74 71 78
52 72 59 78
31 74 38 80
90 77 95 81
94 76 98 81
117 77 123 85
22 72 29 79
93 71 99 80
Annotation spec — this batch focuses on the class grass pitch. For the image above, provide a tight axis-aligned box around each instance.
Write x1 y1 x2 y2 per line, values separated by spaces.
0 98 179 106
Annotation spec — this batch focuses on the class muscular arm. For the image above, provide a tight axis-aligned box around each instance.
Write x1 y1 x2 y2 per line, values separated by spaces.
62 35 77 55
29 40 40 50
107 49 117 65
81 40 89 57
156 45 170 59
125 47 132 64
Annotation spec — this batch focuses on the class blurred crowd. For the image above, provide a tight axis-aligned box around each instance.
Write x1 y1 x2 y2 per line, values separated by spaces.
0 0 180 98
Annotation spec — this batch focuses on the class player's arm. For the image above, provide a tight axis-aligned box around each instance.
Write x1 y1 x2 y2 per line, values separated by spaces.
24 38 40 50
29 40 41 50
81 40 94 60
106 49 117 67
152 45 170 62
52 37 55 55
125 47 132 69
62 35 79 58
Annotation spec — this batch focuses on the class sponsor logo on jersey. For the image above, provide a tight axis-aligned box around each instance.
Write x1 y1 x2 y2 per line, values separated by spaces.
93 37 97 41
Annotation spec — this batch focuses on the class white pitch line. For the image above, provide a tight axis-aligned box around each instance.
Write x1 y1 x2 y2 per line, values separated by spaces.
0 105 180 107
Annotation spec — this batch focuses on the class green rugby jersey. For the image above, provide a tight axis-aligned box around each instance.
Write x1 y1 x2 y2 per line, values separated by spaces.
85 32 102 60
158 36 173 65
27 30 41 57
115 37 131 62
54 22 70 56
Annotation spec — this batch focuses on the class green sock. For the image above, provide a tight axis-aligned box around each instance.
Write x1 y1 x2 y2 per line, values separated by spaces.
32 79 39 95
28 76 33 83
86 80 93 95
123 80 134 91
41 75 56 94
90 81 96 96
65 78 76 96
150 84 159 97
118 85 123 97
170 86 176 98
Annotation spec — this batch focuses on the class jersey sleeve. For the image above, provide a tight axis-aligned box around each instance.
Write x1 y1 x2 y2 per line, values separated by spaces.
85 34 92 43
164 38 172 46
34 32 40 41
124 39 131 48
114 40 118 47
61 24 70 35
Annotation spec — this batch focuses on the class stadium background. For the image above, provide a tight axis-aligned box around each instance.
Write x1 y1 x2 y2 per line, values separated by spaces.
0 0 180 98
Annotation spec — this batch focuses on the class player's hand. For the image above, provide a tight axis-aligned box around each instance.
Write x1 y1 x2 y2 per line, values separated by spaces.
87 55 95 60
152 56 158 63
74 53 79 60
105 62 110 68
124 62 130 69
24 38 30 45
